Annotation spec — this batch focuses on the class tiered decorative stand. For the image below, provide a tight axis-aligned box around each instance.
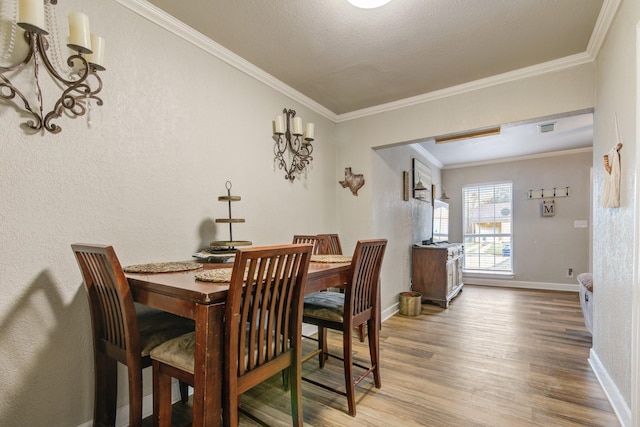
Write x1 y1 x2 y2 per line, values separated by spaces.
209 181 251 256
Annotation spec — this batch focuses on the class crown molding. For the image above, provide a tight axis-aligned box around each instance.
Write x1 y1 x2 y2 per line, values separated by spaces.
585 0 622 58
336 0 619 122
335 52 593 122
116 0 617 124
114 0 337 122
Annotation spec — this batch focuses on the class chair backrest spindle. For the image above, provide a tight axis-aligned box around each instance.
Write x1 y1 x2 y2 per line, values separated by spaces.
292 235 330 255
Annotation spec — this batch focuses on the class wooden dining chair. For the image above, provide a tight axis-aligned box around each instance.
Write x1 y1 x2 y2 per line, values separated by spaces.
301 238 387 416
319 233 343 255
71 244 195 427
150 244 312 427
318 233 366 342
292 234 330 255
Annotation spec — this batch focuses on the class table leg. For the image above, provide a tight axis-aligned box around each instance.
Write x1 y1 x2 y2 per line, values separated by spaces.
191 302 225 427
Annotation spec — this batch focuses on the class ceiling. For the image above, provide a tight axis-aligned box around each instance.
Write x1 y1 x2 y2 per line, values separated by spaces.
143 0 606 165
415 111 594 168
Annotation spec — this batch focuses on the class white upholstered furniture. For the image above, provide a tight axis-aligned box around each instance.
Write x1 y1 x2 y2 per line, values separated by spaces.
577 272 593 334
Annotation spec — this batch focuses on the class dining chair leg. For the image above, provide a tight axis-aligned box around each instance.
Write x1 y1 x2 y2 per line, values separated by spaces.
368 318 382 388
290 363 304 427
342 328 356 416
318 326 328 368
358 324 365 342
128 365 144 427
95 352 118 427
153 361 174 427
223 385 240 427
282 368 290 391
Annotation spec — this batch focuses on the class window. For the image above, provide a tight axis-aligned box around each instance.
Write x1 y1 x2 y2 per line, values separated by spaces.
462 182 512 273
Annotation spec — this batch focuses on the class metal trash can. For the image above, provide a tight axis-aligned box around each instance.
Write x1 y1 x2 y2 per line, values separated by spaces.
399 291 422 316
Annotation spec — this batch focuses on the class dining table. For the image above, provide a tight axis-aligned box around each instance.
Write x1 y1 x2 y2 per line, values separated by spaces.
126 259 351 427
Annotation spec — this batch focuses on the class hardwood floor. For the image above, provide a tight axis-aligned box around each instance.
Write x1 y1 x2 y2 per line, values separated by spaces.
143 285 619 426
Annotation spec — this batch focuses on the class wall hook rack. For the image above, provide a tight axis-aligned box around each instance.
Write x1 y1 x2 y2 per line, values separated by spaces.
527 187 570 199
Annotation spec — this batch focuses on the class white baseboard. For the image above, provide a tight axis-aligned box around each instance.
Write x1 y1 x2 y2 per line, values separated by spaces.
75 379 188 427
302 323 317 337
463 276 579 292
589 348 631 427
382 302 399 322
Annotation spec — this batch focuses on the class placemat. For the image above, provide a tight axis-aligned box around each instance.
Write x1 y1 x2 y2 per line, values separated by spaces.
123 262 203 274
195 268 233 283
195 268 275 283
310 255 352 263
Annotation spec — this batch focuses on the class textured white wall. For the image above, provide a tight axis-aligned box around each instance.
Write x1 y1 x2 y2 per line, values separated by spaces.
1 0 635 425
0 1 337 426
593 0 640 415
371 145 441 312
443 150 592 285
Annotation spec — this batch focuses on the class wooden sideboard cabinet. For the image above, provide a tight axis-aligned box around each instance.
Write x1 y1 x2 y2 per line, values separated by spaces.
411 243 464 308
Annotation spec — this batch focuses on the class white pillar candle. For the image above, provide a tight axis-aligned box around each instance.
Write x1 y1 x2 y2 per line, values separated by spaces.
18 0 47 34
85 34 105 70
292 117 302 135
274 115 284 134
304 123 315 140
68 11 91 53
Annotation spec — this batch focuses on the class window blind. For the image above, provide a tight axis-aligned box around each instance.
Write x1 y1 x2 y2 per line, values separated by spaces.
462 182 512 273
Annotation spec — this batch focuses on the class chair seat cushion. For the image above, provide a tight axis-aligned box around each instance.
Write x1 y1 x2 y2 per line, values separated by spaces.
576 273 593 334
137 309 195 357
150 324 290 376
303 291 345 322
150 331 196 374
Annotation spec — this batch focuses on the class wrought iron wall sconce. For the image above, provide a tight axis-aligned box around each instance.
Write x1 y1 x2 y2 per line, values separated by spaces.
0 0 106 134
272 108 314 182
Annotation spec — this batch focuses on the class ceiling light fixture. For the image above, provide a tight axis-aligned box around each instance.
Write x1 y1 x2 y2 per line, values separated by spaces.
434 127 501 144
347 0 392 9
